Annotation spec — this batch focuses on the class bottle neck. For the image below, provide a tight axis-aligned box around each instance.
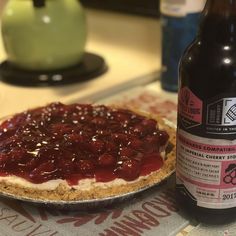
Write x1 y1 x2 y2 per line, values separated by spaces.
198 0 236 44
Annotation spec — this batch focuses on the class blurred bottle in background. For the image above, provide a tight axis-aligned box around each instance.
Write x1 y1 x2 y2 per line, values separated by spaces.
160 0 206 92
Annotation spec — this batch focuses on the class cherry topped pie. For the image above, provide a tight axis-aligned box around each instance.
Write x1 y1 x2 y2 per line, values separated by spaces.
0 103 175 201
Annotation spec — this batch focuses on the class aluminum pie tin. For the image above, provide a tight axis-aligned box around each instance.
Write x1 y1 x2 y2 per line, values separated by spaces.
0 116 176 211
0 171 175 211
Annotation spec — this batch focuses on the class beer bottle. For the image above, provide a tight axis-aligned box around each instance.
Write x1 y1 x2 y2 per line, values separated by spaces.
176 0 236 223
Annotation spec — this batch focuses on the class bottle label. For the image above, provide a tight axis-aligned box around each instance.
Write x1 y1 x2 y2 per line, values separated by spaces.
160 0 206 17
179 87 203 128
177 87 236 209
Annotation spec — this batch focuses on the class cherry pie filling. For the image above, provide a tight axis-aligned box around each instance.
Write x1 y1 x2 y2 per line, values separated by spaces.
0 103 169 185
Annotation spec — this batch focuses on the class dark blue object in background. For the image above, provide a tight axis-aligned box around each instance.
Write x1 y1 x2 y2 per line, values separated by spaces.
161 13 202 92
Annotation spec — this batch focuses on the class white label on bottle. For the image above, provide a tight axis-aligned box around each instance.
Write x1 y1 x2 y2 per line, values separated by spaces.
176 129 236 209
160 0 206 17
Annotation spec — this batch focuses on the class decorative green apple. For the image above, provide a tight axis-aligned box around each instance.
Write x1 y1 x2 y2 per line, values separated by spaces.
1 0 86 71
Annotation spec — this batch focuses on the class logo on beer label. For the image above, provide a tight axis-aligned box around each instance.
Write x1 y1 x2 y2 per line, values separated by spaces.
178 87 203 129
207 98 236 126
223 164 236 186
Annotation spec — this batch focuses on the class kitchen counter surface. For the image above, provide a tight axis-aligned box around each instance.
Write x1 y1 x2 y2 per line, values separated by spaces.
0 8 161 117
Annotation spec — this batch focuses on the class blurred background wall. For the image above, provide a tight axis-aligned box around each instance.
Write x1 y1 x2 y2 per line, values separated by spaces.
0 0 7 15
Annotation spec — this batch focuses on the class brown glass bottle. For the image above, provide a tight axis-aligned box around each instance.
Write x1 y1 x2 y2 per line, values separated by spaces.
176 0 236 224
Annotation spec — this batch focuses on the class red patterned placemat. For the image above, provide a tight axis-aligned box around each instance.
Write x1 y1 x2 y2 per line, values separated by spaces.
100 88 177 124
0 85 187 236
0 177 189 236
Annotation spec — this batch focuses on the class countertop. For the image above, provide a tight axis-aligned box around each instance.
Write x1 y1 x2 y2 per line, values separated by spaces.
0 8 161 117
